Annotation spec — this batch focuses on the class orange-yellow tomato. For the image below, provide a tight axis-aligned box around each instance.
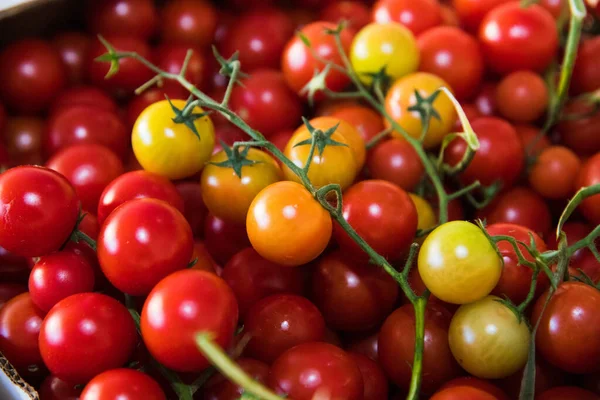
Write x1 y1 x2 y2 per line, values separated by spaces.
384 72 456 148
310 117 366 171
201 148 282 224
409 193 436 232
246 181 332 266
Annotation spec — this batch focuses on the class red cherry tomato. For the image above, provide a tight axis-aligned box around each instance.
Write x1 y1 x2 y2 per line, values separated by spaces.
452 0 512 32
495 70 549 123
577 153 600 225
557 100 600 156
52 85 118 114
346 332 380 362
0 284 26 309
0 166 79 257
348 353 389 400
52 32 91 85
474 82 498 116
537 387 600 400
539 0 567 19
3 116 44 166
0 39 66 113
478 3 558 74
81 369 166 400
320 1 371 32
175 181 207 238
372 0 442 35
572 37 600 95
87 0 158 40
529 146 582 200
202 358 270 400
125 87 187 128
160 0 217 48
40 293 137 383
141 269 239 372
153 44 205 93
330 105 385 143
39 375 82 400
204 213 251 265
514 124 550 157
98 198 193 296
367 138 423 192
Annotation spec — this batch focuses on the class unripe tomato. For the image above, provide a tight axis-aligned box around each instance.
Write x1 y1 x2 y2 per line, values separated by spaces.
132 99 215 180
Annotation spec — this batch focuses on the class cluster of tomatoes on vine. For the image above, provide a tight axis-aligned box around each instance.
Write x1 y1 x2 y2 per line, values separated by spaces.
0 0 599 399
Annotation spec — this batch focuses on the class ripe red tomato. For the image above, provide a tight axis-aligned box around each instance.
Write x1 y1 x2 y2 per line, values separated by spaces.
153 44 205 93
202 358 270 400
160 0 217 48
330 105 384 143
204 213 251 265
51 86 118 114
431 376 510 400
452 0 512 32
349 353 389 400
281 21 354 98
81 369 166 400
529 146 582 200
495 71 549 123
175 181 207 238
3 116 44 166
269 342 363 400
87 0 158 40
478 3 558 74
141 269 239 372
98 198 193 295
230 69 302 138
445 117 524 188
51 32 91 85
474 82 498 116
0 166 79 257
572 37 600 95
577 153 600 225
556 100 600 156
320 1 371 32
0 39 66 113
418 26 484 100
539 0 567 19
39 293 137 383
515 124 550 157
367 138 423 192
334 180 418 261
191 241 219 275
39 375 82 400
537 387 600 400
372 0 442 35
97 170 184 225
29 251 95 313
0 284 26 309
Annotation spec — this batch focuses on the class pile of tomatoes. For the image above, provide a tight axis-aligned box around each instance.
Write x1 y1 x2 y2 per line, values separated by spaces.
0 0 599 399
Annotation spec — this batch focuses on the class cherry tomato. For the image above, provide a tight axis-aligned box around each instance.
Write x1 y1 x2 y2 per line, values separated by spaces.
445 117 524 188
533 282 600 374
281 21 354 98
0 284 26 309
221 8 294 72
418 26 484 100
367 138 423 191
0 166 79 257
474 82 498 116
515 124 550 157
202 358 270 400
204 213 251 265
97 170 184 225
125 87 187 128
52 32 90 85
40 293 137 383
87 0 157 40
45 105 129 160
201 148 282 225
330 105 384 143
529 146 581 199
175 181 207 238
385 72 457 148
432 377 510 400
98 198 193 295
346 332 379 362
0 39 66 113
572 37 600 95
537 387 600 400
320 1 371 31
350 22 419 86
334 180 418 261
230 69 302 138
419 221 502 304
51 86 118 114
556 100 600 156
379 303 460 394
449 295 530 378
39 375 82 400
221 247 306 317
311 250 399 331
452 0 512 32
269 342 363 400
577 153 600 226
81 369 165 400
0 293 44 374
160 0 218 48
372 0 442 35
153 44 205 93
478 3 558 74
409 193 437 233
440 4 461 26
191 241 219 275
3 116 44 166
349 353 389 400
141 269 238 372
132 99 215 180
247 181 332 266
495 71 549 123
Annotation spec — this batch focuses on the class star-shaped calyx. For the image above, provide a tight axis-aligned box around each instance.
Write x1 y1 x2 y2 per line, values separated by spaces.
408 89 442 124
209 141 261 178
294 117 347 156
212 46 248 85
166 96 211 140
300 64 332 107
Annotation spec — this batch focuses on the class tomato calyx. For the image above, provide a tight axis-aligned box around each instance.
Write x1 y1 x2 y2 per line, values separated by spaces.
94 35 126 79
209 142 262 178
166 96 212 140
295 117 347 158
301 63 332 106
408 89 443 140
212 46 248 85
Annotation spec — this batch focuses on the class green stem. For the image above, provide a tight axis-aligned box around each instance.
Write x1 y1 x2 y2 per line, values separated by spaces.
365 128 392 150
406 296 427 400
221 60 241 107
517 272 539 313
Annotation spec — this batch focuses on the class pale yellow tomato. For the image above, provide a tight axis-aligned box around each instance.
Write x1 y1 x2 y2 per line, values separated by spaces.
448 295 530 379
132 99 215 180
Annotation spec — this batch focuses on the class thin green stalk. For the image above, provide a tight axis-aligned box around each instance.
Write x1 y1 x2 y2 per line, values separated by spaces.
406 297 428 400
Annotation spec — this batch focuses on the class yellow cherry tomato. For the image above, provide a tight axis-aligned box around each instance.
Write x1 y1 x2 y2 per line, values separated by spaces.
384 72 457 149
246 181 332 266
409 193 436 232
200 148 282 225
448 295 530 379
417 221 502 304
350 23 419 86
132 99 215 180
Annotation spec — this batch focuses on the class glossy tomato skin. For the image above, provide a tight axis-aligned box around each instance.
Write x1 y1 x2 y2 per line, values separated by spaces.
537 387 600 400
247 181 332 267
281 21 354 98
320 1 371 31
204 213 251 265
330 105 384 143
379 304 460 394
244 294 325 363
0 39 66 113
418 26 484 100
87 0 158 40
572 37 600 95
202 358 270 400
474 82 498 116
577 153 600 225
311 250 399 331
160 0 217 48
81 369 166 400
51 86 117 114
97 170 184 226
478 3 558 74
0 166 79 257
0 293 45 373
533 282 600 374
556 100 600 156
431 377 510 400
98 198 193 296
529 146 581 200
367 138 423 191
39 375 82 400
46 144 124 213
29 251 95 313
175 181 207 238
0 284 26 309
348 353 389 400
495 71 549 123
3 116 44 166
141 270 239 372
39 293 137 383
446 117 524 188
45 105 129 160
372 0 442 35
452 0 512 32
269 342 363 400
229 69 302 138
335 180 417 261
52 32 90 85
221 247 307 317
